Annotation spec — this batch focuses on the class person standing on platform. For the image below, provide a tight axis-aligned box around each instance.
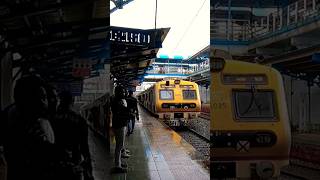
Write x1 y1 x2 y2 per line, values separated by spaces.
3 74 56 180
45 85 59 122
54 90 94 180
110 86 131 173
126 90 139 136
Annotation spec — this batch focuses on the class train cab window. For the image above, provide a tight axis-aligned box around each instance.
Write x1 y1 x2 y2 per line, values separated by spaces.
233 90 276 121
182 90 197 100
159 90 174 100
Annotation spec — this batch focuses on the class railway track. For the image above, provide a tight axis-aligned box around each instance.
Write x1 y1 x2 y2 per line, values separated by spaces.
280 160 320 180
176 127 210 161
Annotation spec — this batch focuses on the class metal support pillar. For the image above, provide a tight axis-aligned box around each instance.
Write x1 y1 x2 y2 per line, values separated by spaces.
308 80 312 132
0 52 12 180
104 63 112 153
227 0 231 40
0 52 13 111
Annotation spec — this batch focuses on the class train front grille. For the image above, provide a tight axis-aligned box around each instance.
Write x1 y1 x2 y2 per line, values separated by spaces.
162 103 196 109
174 113 184 118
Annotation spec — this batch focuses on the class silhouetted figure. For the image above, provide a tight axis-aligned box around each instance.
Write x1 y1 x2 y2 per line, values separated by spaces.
4 75 56 180
126 91 139 136
45 84 58 120
110 86 131 173
53 90 94 180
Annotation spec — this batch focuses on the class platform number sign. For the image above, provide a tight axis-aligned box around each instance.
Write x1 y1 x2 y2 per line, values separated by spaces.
72 58 91 77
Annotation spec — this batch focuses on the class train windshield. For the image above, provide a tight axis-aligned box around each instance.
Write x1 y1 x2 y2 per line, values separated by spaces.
233 90 276 121
160 90 174 100
182 90 197 100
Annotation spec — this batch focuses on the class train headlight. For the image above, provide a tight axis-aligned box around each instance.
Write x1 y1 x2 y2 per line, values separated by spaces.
256 134 271 145
184 106 188 110
256 161 274 179
210 58 225 72
162 103 169 108
255 132 276 146
190 103 196 108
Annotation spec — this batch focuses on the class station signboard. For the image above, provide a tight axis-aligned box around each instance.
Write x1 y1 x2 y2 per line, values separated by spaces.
110 27 152 46
109 26 164 48
72 58 91 77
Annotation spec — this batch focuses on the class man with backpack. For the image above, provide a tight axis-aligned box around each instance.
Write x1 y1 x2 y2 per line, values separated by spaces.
110 86 131 173
126 90 139 136
53 90 94 180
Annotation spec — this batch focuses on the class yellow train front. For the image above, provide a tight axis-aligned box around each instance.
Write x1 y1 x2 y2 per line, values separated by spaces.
210 58 291 179
138 79 201 126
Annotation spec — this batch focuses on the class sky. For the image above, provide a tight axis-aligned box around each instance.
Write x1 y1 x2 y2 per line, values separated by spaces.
110 0 210 59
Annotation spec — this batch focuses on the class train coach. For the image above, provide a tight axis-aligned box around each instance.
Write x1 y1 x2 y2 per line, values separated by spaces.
210 58 291 179
137 79 201 126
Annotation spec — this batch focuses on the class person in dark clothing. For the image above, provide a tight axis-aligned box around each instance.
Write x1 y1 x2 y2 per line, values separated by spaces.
4 74 56 180
110 86 131 173
43 85 69 179
126 90 139 136
45 84 59 120
53 90 94 180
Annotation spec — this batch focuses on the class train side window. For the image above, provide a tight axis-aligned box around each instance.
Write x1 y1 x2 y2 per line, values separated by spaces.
159 90 174 100
233 90 276 121
182 90 197 100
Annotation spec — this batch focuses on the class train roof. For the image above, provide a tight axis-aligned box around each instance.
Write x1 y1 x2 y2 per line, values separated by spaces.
221 60 278 75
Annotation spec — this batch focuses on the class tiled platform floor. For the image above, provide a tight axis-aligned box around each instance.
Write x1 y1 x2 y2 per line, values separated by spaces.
89 107 210 180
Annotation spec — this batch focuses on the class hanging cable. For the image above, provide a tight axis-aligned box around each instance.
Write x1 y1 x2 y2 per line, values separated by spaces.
174 0 207 51
153 0 158 51
155 0 158 30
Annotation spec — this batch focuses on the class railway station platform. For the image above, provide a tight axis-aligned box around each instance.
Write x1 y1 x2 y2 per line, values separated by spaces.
89 107 210 180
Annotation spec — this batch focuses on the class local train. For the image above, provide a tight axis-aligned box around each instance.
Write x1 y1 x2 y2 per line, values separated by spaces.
137 79 201 126
210 57 291 179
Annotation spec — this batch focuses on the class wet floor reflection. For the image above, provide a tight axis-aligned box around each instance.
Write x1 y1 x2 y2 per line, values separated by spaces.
140 107 209 180
89 106 209 180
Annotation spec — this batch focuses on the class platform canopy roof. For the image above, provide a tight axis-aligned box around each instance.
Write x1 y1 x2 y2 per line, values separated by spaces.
110 27 170 87
183 45 209 64
1 0 169 88
0 0 110 82
261 44 320 80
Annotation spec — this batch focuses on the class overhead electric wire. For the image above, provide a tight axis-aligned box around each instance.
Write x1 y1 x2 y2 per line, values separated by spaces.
153 0 158 51
174 0 207 51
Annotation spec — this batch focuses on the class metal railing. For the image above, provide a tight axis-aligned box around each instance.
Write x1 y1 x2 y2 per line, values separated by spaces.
211 0 320 42
146 66 193 75
211 18 252 41
146 59 209 75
